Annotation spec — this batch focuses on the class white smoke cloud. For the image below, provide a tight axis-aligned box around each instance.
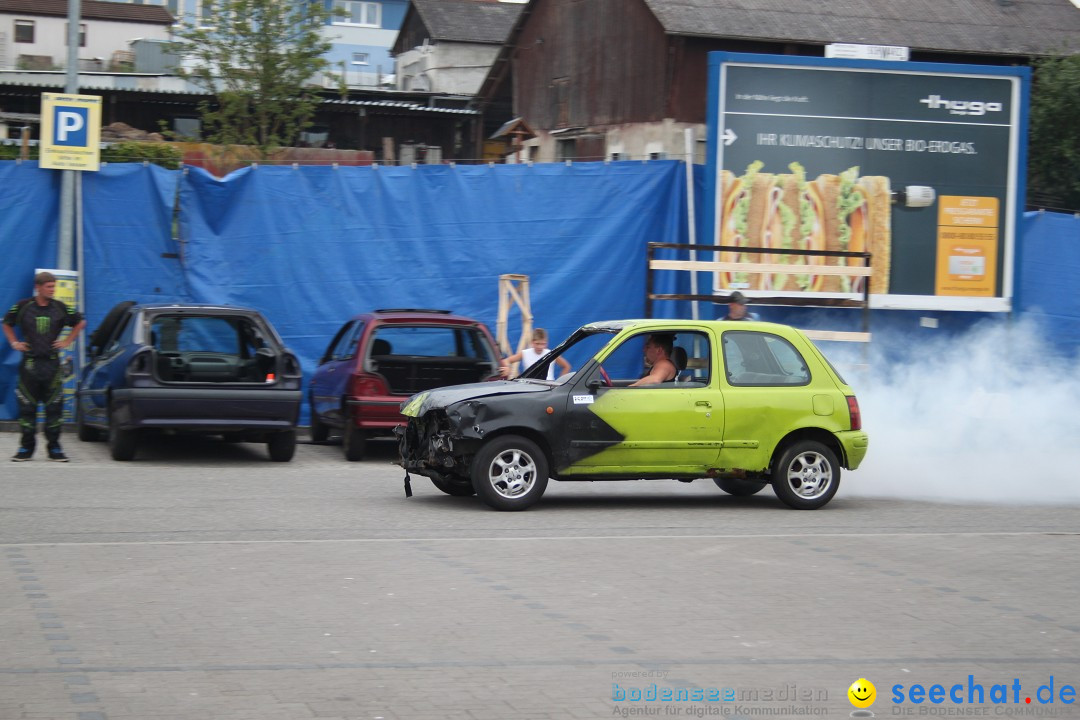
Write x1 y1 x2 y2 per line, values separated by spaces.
830 319 1080 503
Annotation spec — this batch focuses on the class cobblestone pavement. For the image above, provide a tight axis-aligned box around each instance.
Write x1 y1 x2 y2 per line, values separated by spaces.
2 433 1078 720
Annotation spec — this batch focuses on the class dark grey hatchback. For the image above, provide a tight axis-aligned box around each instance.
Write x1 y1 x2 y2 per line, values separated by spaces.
76 302 303 461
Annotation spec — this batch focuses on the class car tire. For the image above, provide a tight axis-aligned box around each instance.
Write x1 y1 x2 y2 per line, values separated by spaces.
431 475 476 497
309 395 329 443
713 478 767 496
470 435 548 511
76 402 101 442
343 420 366 461
770 440 841 510
108 402 137 461
267 430 297 462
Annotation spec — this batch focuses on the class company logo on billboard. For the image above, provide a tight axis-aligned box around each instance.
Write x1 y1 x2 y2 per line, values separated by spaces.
919 95 1003 116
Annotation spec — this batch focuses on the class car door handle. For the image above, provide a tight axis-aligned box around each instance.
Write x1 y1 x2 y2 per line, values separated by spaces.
695 400 712 408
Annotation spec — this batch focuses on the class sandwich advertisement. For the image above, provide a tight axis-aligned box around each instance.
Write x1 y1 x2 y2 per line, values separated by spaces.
705 53 1030 312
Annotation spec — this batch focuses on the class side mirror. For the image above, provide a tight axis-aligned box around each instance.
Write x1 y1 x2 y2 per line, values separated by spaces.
586 378 603 392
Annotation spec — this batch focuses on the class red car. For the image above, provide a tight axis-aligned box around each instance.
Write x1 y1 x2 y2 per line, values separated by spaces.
308 309 502 460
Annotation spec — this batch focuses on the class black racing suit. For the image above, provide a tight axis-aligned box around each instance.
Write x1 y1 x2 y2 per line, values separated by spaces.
3 298 84 452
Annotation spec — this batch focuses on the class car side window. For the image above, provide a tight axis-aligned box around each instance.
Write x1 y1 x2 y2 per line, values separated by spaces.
598 330 711 388
103 313 132 355
459 328 496 361
331 321 363 361
722 331 810 386
673 332 711 387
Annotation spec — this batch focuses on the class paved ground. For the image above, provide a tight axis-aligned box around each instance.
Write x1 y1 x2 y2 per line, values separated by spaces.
2 432 1078 720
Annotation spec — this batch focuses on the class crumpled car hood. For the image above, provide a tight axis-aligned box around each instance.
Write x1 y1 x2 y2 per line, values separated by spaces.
400 380 552 417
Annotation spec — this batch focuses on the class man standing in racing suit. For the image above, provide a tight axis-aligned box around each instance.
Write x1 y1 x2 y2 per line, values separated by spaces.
3 272 86 462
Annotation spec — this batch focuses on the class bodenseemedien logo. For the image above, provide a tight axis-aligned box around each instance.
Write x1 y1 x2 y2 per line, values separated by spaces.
848 678 876 717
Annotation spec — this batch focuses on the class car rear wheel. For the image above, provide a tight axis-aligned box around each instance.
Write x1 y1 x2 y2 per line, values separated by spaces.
108 402 137 461
343 419 366 461
309 394 329 443
267 430 297 462
771 440 840 510
76 402 102 442
713 478 767 496
471 435 548 511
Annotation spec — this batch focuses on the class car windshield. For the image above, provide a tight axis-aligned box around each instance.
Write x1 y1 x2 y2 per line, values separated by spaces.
518 327 617 381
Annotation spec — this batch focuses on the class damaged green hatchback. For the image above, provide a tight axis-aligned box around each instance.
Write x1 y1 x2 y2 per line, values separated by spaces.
396 319 868 511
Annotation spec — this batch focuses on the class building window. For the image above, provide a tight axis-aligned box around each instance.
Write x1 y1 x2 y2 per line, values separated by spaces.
65 23 87 48
173 117 201 140
333 1 381 27
556 138 576 162
14 20 34 43
351 52 369 65
196 0 214 28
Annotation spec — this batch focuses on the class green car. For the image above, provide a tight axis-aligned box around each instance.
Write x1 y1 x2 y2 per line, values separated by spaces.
397 319 868 511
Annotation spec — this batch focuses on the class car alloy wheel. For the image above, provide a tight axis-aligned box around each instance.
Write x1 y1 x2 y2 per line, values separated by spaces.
471 435 549 511
771 440 840 510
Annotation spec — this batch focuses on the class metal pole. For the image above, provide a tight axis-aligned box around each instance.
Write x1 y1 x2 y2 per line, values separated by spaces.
57 0 81 271
75 170 86 373
683 128 698 321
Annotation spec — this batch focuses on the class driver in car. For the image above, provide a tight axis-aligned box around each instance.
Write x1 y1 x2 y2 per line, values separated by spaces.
629 333 677 386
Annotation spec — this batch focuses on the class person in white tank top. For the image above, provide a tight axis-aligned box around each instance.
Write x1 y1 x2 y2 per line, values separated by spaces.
499 328 571 380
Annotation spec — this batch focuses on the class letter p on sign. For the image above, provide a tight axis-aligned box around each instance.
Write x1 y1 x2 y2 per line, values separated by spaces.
53 107 88 146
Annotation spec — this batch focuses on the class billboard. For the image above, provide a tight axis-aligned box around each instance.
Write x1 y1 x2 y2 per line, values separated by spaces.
705 53 1030 312
39 92 102 171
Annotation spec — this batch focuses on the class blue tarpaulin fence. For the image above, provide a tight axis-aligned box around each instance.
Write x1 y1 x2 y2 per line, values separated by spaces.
1 159 1077 421
1 160 692 421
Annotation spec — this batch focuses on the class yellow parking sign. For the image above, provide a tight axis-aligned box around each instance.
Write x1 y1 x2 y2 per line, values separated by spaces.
40 92 102 171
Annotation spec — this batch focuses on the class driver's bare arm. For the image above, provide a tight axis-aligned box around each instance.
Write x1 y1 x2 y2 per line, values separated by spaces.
629 359 676 387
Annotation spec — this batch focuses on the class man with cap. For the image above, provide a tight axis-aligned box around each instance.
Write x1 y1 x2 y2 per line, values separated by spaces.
721 291 759 321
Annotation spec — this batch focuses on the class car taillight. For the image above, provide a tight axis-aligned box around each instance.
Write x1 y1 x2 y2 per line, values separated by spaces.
846 396 861 431
349 372 388 397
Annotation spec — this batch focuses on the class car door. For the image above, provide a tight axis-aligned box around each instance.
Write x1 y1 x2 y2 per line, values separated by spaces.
310 320 360 427
80 309 136 426
715 329 816 472
559 328 724 475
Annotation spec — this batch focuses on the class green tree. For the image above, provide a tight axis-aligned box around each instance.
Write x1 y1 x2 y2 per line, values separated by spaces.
169 0 336 155
1028 53 1080 211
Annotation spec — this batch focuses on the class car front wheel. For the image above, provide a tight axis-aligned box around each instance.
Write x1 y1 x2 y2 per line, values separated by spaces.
771 440 840 510
471 435 548 511
431 474 476 497
309 394 329 443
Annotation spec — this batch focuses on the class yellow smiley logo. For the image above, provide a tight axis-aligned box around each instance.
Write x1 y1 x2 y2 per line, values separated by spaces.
848 678 876 709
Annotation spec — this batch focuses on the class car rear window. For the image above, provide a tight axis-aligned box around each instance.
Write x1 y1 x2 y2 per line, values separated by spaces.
722 331 810 386
150 315 268 355
371 325 494 361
